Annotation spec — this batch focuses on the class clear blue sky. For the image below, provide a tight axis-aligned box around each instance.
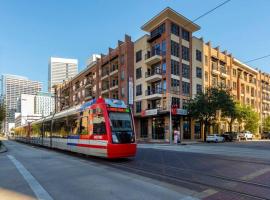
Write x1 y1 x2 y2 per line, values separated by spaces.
1 0 270 91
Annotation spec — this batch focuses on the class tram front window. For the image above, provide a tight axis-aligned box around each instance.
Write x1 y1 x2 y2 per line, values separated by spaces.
109 112 134 143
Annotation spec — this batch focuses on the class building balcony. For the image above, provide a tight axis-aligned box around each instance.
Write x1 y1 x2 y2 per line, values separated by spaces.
110 84 118 91
145 88 163 100
144 50 162 65
212 63 220 75
101 70 110 80
220 68 228 78
110 69 118 76
84 95 93 100
145 68 162 82
85 80 93 88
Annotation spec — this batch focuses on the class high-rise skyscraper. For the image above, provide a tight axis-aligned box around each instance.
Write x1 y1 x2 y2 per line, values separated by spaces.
1 74 42 132
48 57 78 93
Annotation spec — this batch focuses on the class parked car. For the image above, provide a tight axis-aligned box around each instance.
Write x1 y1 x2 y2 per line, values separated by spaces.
261 132 270 139
238 131 253 140
221 133 234 142
206 134 225 143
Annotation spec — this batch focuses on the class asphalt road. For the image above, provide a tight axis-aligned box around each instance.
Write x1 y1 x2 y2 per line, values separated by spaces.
0 139 201 200
1 139 270 200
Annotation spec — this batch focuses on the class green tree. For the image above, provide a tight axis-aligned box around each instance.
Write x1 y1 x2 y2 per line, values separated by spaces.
263 116 270 132
243 106 259 133
0 102 6 130
188 87 234 141
224 102 242 132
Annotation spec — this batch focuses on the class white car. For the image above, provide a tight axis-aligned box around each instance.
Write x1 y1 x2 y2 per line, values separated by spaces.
206 134 225 143
241 131 253 140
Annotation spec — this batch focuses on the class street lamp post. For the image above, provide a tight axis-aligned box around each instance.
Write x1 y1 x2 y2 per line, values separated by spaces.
169 93 172 145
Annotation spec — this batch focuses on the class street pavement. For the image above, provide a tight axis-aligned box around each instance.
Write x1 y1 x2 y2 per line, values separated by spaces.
0 139 201 200
1 139 270 200
138 140 270 161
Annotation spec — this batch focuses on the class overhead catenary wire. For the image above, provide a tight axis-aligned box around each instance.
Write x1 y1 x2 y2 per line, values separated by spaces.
184 0 232 28
244 54 270 64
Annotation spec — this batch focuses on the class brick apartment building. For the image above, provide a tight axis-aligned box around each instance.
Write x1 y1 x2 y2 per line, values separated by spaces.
55 7 270 142
55 35 134 112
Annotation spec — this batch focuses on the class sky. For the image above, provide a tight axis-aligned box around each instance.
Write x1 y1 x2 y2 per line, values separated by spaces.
1 0 270 91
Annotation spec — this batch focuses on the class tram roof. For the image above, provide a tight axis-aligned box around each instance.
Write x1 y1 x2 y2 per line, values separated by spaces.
31 98 127 123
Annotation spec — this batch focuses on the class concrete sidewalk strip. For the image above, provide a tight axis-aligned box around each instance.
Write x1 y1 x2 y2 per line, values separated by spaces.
241 167 270 181
7 155 53 200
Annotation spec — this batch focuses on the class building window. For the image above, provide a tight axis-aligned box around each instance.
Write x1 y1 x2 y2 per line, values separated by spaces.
136 101 142 113
182 29 190 41
205 71 209 82
182 64 190 79
171 60 180 75
246 85 250 93
171 97 180 107
150 23 165 38
233 82 237 90
196 67 202 78
121 87 125 97
182 81 190 96
136 67 142 79
136 84 142 96
171 40 179 57
161 40 166 55
196 50 202 62
136 50 142 62
212 76 218 87
120 55 125 65
205 56 208 66
162 62 166 73
171 79 180 93
171 22 180 36
121 70 125 80
196 84 202 94
182 46 190 61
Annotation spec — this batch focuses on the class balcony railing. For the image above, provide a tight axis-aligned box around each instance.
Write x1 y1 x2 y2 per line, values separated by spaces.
101 70 110 77
212 62 218 71
145 49 161 60
220 67 227 74
145 68 162 78
102 85 109 91
145 87 164 96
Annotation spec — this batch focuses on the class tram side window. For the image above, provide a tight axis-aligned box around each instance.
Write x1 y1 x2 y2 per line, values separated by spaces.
67 115 80 135
79 117 88 135
52 117 69 138
93 109 106 135
31 123 42 137
44 121 51 138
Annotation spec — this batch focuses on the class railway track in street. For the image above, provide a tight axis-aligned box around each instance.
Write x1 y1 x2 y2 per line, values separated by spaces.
105 160 270 200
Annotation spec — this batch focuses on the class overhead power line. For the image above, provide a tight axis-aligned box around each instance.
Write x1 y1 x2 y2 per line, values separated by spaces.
184 0 232 28
244 54 270 64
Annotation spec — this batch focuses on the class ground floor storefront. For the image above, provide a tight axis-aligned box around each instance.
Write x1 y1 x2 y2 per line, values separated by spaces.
134 113 203 143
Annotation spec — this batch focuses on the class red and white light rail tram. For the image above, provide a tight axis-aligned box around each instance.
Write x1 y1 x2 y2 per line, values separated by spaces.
14 98 137 158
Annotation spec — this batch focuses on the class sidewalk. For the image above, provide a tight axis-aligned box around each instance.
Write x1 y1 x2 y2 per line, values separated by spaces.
138 140 202 145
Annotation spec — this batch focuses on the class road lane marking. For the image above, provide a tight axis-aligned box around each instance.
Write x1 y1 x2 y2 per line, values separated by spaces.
7 155 53 200
241 167 270 181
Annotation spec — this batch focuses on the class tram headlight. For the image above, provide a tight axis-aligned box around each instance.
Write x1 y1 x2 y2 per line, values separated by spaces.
112 132 119 143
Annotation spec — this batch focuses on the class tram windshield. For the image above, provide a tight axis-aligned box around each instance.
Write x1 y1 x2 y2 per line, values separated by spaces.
109 112 133 132
109 112 135 143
